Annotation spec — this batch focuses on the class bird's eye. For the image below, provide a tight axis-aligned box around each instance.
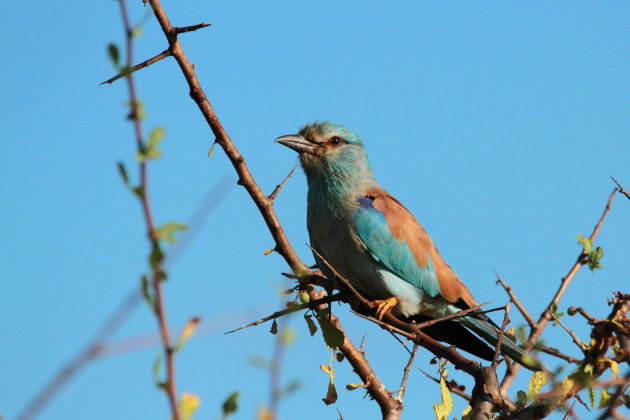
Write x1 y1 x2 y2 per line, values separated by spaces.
330 136 343 145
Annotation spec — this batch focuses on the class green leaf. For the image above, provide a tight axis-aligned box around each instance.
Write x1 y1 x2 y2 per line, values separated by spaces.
117 161 130 186
304 314 318 336
315 313 344 349
576 234 592 253
148 126 165 149
433 377 454 420
131 25 142 38
107 43 119 67
598 388 613 409
156 222 187 245
588 386 596 408
280 327 295 345
207 141 216 157
222 391 240 416
527 371 547 399
149 241 164 270
345 382 363 391
140 274 154 309
152 352 162 383
179 392 201 420
132 185 144 199
516 390 528 406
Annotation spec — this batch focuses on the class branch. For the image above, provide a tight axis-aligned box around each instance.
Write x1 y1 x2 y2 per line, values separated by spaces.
546 309 587 352
611 177 630 201
269 164 298 200
174 22 211 34
539 346 582 364
419 369 472 401
394 344 418 401
501 188 618 394
496 273 536 328
101 49 171 85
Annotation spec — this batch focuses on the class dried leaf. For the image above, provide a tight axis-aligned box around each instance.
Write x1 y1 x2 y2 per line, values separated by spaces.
175 316 201 351
304 314 318 336
316 314 344 349
433 377 454 420
270 319 278 335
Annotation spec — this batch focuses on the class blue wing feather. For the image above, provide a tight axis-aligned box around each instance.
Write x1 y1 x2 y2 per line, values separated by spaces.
354 198 440 297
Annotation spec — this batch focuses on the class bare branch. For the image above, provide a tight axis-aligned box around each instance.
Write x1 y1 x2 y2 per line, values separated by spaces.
269 164 298 200
538 345 581 364
568 306 597 324
492 303 511 369
394 344 418 401
501 188 618 394
611 177 629 201
546 310 587 352
174 22 211 34
419 369 472 401
496 273 536 328
225 293 343 334
101 49 171 85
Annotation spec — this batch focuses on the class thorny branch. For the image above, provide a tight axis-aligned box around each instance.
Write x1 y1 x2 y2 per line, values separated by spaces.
501 188 618 394
611 177 630 201
496 273 536 328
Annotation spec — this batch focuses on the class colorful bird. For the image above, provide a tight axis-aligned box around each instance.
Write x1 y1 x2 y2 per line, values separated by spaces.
276 121 539 370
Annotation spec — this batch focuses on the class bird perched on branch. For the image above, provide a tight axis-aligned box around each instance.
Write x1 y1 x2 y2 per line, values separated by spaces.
276 121 540 371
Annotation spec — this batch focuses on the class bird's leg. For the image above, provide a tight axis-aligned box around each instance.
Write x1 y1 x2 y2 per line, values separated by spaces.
371 296 399 320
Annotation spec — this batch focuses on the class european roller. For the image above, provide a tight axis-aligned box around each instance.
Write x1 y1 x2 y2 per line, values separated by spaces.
277 121 539 371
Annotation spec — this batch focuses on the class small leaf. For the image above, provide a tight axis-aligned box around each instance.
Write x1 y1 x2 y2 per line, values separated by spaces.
598 388 613 409
132 185 144 199
140 274 154 309
132 25 142 38
516 390 528 405
175 316 201 351
152 352 162 383
117 161 130 186
345 382 363 391
304 314 318 336
335 352 345 363
147 127 165 149
270 319 278 335
149 241 165 270
461 406 473 420
316 313 344 349
207 142 216 157
179 392 201 420
222 391 240 416
263 248 274 256
107 43 120 66
280 327 295 345
320 364 332 374
588 386 596 408
433 377 454 420
156 222 188 245
527 371 547 399
323 381 338 405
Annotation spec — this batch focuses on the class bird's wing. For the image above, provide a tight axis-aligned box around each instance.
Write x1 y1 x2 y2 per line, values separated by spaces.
354 188 478 309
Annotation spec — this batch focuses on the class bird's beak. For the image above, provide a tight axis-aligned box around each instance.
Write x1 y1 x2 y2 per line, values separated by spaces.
275 134 317 154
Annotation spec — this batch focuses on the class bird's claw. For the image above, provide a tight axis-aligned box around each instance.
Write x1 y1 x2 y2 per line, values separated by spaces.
372 297 399 320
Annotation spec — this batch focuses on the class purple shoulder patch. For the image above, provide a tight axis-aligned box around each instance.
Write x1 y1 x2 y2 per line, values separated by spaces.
357 196 375 208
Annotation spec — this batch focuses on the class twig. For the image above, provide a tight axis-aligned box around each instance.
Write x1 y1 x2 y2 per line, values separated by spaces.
501 188 618 394
546 310 587 352
269 164 298 200
419 369 472 401
562 400 577 420
174 22 211 34
395 344 418 401
496 273 536 328
414 303 491 329
538 345 581 364
101 49 171 85
568 306 597 324
611 177 630 201
16 291 140 420
118 1 180 418
492 303 511 368
225 293 343 334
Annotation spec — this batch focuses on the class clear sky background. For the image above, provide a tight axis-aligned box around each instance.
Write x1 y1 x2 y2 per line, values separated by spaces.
2 1 629 419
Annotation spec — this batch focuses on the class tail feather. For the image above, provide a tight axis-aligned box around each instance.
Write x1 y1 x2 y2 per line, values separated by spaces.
460 317 541 371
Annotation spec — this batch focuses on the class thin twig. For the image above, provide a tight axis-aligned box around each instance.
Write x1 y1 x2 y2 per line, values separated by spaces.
269 164 298 200
225 294 343 334
495 273 536 328
568 306 597 324
395 344 418 401
419 369 472 401
562 400 578 420
492 303 511 369
611 177 630 201
101 49 171 85
119 1 180 418
546 310 587 351
501 188 618 394
174 22 211 34
538 345 581 364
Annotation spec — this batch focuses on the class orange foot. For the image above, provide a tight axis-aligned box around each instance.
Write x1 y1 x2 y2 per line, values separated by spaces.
372 297 399 320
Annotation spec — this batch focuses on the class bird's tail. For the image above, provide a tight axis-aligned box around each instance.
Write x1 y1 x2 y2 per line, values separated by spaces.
459 317 542 371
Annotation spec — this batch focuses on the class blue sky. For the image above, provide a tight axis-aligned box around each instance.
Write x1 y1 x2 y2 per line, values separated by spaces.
2 1 629 419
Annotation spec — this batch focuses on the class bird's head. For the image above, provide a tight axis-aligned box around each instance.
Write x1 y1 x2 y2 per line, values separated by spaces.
275 122 375 190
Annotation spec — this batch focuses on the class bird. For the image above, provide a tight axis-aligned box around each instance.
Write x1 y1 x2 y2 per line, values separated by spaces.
276 121 540 371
